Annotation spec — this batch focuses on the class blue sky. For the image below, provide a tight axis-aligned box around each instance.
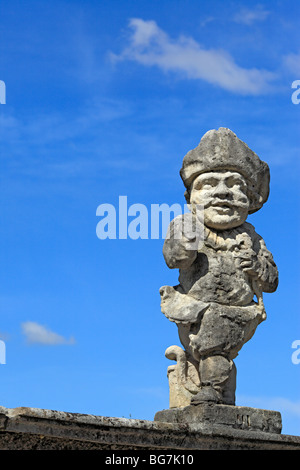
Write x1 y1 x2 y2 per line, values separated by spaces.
0 0 299 436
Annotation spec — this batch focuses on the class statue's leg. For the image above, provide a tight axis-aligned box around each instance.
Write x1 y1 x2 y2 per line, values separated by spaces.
222 360 236 405
191 354 236 405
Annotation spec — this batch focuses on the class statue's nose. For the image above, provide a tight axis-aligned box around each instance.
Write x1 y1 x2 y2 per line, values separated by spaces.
212 181 232 199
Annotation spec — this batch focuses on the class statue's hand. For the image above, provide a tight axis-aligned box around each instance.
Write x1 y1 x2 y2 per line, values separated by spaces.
236 250 260 278
163 214 200 269
165 212 203 253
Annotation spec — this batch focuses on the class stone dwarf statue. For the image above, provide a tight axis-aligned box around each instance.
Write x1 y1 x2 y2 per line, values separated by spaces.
160 128 278 408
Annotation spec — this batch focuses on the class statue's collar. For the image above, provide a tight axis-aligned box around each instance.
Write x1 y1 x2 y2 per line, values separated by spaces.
204 224 252 251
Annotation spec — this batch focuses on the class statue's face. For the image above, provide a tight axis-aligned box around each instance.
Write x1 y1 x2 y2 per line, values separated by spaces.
190 170 250 230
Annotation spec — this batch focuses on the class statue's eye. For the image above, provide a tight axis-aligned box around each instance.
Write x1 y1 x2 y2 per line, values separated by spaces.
199 178 218 189
227 177 246 189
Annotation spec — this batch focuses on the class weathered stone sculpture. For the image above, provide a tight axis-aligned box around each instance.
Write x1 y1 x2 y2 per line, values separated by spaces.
159 128 278 409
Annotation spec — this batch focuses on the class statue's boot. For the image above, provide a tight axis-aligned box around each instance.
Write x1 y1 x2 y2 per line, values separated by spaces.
191 354 236 405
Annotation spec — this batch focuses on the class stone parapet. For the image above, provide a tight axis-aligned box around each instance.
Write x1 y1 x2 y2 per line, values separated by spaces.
154 403 283 434
0 406 299 450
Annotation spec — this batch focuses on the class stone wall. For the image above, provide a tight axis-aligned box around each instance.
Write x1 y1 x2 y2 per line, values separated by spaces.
0 406 299 451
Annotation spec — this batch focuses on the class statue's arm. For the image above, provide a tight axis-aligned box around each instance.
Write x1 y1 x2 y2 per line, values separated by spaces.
243 224 278 293
163 214 198 269
255 236 278 293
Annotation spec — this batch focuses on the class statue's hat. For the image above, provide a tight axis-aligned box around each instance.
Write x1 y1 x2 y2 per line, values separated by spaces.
180 127 270 214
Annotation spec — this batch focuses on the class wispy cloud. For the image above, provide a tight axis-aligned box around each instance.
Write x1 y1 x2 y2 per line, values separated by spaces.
199 16 216 28
233 5 270 25
271 398 300 418
283 51 300 75
238 395 300 417
0 332 9 342
0 98 164 179
200 5 270 28
21 321 75 345
0 98 132 147
111 18 277 95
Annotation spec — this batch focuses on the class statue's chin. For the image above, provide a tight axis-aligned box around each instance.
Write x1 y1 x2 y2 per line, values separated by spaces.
204 215 247 231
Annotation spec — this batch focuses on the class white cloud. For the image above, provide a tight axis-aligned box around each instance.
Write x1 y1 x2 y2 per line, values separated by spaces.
271 398 300 417
233 6 270 25
0 331 9 341
111 18 276 95
237 395 300 417
200 16 216 28
21 321 75 345
283 52 300 76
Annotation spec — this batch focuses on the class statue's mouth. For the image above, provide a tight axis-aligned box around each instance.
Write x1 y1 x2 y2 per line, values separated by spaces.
211 201 234 210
